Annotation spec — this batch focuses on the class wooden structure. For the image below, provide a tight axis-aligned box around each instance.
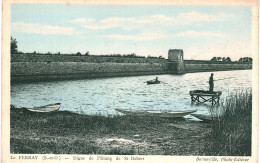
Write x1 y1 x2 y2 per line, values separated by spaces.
189 90 222 106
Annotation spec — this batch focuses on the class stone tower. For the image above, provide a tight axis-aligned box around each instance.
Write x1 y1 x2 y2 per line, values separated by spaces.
168 49 185 74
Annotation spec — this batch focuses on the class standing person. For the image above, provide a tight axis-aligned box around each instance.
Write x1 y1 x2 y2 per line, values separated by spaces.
209 73 214 93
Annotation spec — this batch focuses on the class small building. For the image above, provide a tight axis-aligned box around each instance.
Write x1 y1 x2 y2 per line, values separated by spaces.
168 49 183 62
167 49 185 74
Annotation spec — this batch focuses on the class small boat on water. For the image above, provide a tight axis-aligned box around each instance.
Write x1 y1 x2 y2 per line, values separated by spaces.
115 108 197 118
27 103 61 112
146 80 160 84
146 77 160 85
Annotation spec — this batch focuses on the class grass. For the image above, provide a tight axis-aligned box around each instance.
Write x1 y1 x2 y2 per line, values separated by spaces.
204 90 252 156
10 108 209 155
10 108 168 135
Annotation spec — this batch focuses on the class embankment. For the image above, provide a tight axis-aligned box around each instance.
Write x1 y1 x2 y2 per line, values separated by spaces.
184 60 252 73
11 54 252 82
11 62 168 82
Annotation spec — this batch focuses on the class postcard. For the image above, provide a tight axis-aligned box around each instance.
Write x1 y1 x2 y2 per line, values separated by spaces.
2 0 259 162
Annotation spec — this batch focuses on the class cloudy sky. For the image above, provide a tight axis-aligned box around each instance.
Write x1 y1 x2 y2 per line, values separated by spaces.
11 4 252 60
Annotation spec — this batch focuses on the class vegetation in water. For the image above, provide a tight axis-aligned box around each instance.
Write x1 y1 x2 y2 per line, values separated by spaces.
204 90 252 156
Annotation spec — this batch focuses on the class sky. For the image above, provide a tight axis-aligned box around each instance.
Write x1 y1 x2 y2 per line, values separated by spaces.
11 4 252 60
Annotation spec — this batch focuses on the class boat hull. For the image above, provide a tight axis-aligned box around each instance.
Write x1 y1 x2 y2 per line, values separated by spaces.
27 103 61 112
146 80 160 84
191 113 216 121
115 109 196 118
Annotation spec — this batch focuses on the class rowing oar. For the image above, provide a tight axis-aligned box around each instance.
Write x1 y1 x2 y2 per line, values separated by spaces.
160 81 168 84
214 77 237 81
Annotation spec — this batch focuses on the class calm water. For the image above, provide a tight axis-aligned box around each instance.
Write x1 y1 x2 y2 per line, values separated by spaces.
11 70 252 116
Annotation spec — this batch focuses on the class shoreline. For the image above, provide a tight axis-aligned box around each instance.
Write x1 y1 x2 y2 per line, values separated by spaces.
11 69 251 84
10 108 210 155
11 53 252 83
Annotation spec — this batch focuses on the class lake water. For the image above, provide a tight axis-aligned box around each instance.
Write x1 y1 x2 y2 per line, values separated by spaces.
11 70 252 117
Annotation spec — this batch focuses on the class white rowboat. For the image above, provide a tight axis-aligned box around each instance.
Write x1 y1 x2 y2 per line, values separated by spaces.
27 103 60 112
191 113 217 121
115 108 196 118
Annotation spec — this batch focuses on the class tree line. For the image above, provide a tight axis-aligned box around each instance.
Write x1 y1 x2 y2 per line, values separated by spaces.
10 37 164 59
210 56 253 63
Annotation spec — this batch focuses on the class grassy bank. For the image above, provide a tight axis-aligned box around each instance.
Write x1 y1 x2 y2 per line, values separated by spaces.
10 108 209 155
205 90 252 156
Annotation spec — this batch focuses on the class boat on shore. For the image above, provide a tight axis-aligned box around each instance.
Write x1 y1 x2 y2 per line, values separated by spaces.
191 113 220 122
115 108 196 118
27 103 61 112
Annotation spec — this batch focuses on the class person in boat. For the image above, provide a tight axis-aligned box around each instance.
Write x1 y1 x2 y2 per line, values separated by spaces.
155 76 158 82
209 73 214 93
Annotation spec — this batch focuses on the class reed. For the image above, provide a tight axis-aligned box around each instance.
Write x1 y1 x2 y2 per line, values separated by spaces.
205 90 252 156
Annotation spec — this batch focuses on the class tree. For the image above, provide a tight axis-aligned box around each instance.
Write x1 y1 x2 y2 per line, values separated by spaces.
210 57 217 61
217 57 222 61
222 57 226 62
131 53 136 57
76 52 81 56
11 37 18 54
226 57 231 62
85 51 89 56
238 57 250 62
